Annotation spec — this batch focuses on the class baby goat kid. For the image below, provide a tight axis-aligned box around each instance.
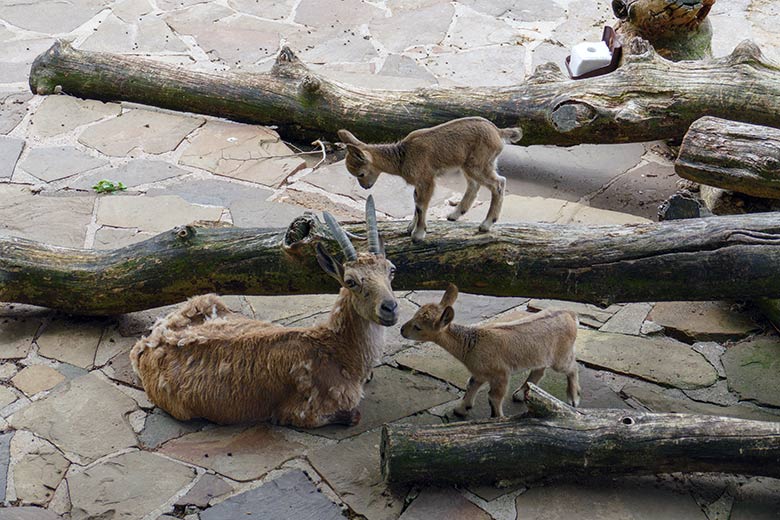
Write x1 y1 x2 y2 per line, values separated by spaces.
338 117 523 242
130 196 399 428
400 284 580 418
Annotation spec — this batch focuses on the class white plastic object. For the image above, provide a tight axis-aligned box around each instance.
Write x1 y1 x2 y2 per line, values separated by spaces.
568 41 612 77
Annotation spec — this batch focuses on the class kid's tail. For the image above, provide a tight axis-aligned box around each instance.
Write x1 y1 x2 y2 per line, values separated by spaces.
499 127 524 144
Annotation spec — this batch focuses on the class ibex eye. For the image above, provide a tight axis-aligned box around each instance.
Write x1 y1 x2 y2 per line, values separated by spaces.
345 279 358 289
389 267 396 277
413 324 421 331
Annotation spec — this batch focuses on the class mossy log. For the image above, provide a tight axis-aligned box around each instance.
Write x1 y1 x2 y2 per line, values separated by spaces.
2 213 780 315
380 384 780 487
676 117 780 199
613 0 715 60
28 38 780 146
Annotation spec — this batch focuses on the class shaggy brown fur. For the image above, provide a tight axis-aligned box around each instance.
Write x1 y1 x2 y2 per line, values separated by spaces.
338 116 522 242
130 207 398 428
401 284 580 417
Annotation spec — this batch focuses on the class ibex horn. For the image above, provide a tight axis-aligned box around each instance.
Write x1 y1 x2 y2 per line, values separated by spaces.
365 195 384 256
323 211 357 261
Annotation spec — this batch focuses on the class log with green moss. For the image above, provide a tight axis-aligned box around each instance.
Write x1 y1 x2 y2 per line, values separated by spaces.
380 384 780 487
676 117 780 199
28 37 780 147
2 213 780 315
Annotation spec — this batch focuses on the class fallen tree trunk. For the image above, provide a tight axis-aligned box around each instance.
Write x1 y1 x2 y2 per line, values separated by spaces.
676 117 780 199
380 385 780 487
28 38 780 146
2 213 780 315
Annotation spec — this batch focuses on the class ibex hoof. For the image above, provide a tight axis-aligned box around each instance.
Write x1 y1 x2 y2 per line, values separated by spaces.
446 210 461 221
332 408 361 427
478 222 493 233
452 407 470 418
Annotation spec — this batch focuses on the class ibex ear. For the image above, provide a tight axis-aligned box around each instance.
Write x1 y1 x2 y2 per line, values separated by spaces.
338 129 362 145
345 143 369 164
437 306 455 328
440 283 459 307
316 243 345 284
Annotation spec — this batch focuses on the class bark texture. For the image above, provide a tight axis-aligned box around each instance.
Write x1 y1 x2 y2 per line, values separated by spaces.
677 117 780 199
28 39 780 146
613 0 715 60
380 384 780 487
2 213 780 315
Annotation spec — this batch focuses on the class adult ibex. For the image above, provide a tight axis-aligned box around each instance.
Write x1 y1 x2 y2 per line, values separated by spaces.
130 196 399 428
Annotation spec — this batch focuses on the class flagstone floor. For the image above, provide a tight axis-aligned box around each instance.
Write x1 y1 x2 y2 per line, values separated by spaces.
1 1 779 519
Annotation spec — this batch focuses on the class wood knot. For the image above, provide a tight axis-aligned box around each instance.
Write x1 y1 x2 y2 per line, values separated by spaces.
550 100 597 133
300 75 321 94
174 225 196 240
283 212 319 256
728 40 763 66
276 46 298 65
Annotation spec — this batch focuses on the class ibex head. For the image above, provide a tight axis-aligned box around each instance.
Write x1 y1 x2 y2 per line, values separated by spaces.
400 283 459 341
338 129 382 190
316 195 398 326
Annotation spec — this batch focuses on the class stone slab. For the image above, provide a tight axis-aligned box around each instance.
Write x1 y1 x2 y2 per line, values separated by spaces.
68 159 188 191
139 408 207 449
0 185 95 248
370 3 454 53
160 425 306 481
295 0 383 28
11 365 66 396
17 146 108 182
29 96 120 138
623 383 780 422
228 0 295 20
200 470 342 520
11 432 69 505
407 291 528 325
0 431 12 502
175 473 233 508
599 303 653 336
0 508 61 520
78 109 204 156
0 0 104 33
515 481 706 519
179 121 306 188
96 194 223 233
0 317 41 359
0 92 31 135
400 488 490 520
314 366 455 439
0 386 18 408
93 227 156 250
423 45 527 87
68 450 195 520
499 143 645 203
576 329 719 390
245 294 339 323
527 299 618 327
36 319 103 369
8 373 138 463
309 430 405 520
146 178 305 228
93 326 136 367
102 348 142 388
648 302 758 343
165 6 285 65
722 336 780 407
0 135 23 179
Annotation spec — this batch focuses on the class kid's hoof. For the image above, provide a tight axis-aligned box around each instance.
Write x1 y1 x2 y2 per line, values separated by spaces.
411 229 426 243
446 209 462 221
478 219 496 233
511 390 526 402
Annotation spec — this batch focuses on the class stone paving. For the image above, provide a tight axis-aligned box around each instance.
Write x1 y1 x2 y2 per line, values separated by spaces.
1 0 780 519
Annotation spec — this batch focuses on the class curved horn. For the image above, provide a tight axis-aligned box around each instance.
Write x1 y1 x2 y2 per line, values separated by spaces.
323 211 357 261
365 195 383 256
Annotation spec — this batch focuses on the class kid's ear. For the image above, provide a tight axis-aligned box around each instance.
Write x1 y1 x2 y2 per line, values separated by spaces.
438 306 455 328
316 243 345 284
345 143 370 164
440 283 459 307
338 129 362 145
